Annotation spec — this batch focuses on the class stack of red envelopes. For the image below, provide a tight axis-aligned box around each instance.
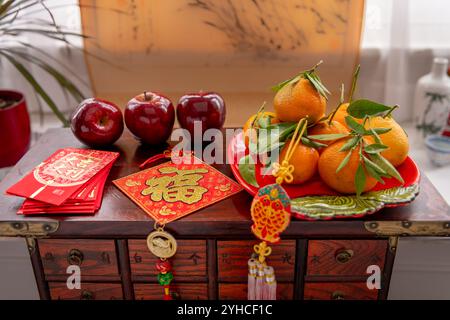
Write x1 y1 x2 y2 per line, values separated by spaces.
6 148 119 215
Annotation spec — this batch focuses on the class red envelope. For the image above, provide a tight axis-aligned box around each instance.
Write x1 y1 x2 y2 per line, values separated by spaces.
17 160 114 215
7 148 118 206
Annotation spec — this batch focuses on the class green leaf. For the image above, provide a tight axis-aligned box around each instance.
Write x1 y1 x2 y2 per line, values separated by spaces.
365 143 389 154
258 141 285 155
305 72 330 100
301 137 327 149
336 151 352 173
347 99 392 119
265 122 297 141
365 164 385 184
307 133 348 141
363 155 387 175
370 154 404 184
0 51 68 126
0 0 13 17
271 61 329 95
339 136 360 152
238 155 259 187
355 163 366 197
257 115 272 129
370 128 383 144
271 75 301 92
256 122 297 154
345 116 366 135
6 49 85 102
369 127 392 135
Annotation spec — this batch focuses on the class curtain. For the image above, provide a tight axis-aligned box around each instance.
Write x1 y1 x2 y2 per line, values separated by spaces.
79 0 365 127
359 0 450 122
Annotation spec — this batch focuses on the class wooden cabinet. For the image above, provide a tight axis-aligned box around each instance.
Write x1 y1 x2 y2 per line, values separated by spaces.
1 129 448 301
33 237 386 300
21 232 398 302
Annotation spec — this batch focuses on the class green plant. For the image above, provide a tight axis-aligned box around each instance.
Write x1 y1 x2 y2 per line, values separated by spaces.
0 0 88 126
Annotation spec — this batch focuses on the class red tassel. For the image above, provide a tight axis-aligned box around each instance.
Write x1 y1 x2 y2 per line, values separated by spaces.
163 285 172 300
139 151 172 170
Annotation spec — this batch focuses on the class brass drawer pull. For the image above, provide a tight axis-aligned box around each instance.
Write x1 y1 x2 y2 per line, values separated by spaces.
331 291 345 300
335 249 354 264
81 290 94 300
67 249 84 266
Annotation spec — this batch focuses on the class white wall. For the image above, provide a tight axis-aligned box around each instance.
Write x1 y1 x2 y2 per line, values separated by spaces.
0 238 39 300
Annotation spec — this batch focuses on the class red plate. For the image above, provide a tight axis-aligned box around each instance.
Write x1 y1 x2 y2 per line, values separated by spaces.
228 132 420 220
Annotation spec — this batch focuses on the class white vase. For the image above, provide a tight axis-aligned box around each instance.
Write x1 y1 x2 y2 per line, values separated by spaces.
413 57 450 141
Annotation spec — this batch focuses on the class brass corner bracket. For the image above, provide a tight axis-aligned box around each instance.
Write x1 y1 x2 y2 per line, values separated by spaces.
365 221 450 237
0 221 59 253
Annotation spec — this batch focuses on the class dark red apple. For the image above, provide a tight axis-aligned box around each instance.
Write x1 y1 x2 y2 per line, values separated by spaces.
70 98 124 147
177 92 226 137
125 92 175 145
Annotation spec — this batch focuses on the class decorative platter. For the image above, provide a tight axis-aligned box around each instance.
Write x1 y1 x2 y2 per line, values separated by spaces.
228 132 420 220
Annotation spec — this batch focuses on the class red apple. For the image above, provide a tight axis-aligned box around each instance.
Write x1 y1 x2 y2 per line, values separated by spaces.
70 98 124 147
125 92 175 145
177 92 226 138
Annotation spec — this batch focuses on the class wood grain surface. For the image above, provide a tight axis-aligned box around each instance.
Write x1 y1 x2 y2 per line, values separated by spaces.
129 239 207 277
39 239 119 277
307 240 387 276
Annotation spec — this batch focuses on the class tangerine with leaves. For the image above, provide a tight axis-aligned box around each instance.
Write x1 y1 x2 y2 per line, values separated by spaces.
308 120 350 147
243 111 279 148
279 141 319 184
365 115 409 167
318 139 378 194
333 103 350 128
273 61 329 124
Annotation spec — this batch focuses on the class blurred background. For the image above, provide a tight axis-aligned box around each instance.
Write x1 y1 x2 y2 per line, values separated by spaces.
1 0 450 299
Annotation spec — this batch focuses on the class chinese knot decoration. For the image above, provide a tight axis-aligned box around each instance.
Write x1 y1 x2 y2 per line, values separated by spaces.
147 225 177 300
248 119 307 300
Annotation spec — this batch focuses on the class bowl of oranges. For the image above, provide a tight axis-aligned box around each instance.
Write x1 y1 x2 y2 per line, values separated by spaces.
229 62 420 220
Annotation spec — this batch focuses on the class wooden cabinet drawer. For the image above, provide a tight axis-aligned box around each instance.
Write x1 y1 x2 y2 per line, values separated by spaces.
49 283 123 300
304 282 378 300
134 283 208 300
219 283 293 300
128 240 206 277
217 240 295 282
307 240 387 276
39 239 119 276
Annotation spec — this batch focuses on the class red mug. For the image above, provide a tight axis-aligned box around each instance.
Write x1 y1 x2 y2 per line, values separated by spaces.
0 90 31 168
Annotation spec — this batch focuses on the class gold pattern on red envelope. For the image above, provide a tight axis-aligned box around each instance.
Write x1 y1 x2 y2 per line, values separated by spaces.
113 156 243 224
33 150 114 186
7 148 118 206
